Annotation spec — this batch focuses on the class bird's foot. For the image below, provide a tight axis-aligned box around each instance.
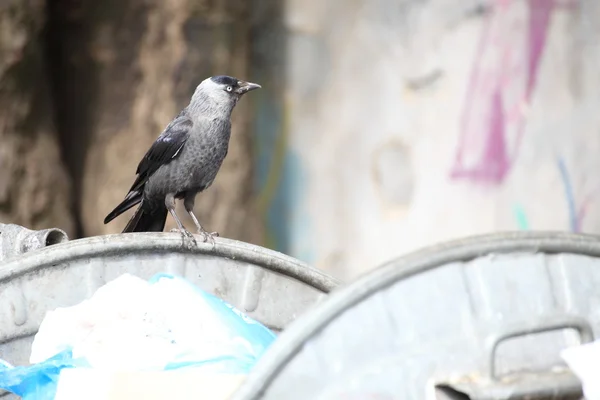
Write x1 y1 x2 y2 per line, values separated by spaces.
170 228 197 247
198 229 219 246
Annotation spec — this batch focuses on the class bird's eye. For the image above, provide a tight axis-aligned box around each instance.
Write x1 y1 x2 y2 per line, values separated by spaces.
226 86 233 92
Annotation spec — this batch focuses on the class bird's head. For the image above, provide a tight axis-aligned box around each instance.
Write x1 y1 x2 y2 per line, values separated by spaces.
193 75 261 110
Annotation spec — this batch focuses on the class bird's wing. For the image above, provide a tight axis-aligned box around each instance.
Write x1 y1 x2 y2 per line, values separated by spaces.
127 112 193 195
103 112 192 225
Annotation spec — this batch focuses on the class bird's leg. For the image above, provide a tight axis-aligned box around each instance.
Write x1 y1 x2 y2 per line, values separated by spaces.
165 193 196 246
183 195 218 245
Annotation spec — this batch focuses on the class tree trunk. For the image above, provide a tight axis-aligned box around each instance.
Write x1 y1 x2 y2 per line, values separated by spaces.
0 0 75 236
48 0 263 243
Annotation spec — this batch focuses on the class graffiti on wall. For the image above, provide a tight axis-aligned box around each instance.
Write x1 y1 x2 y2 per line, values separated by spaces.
512 156 596 233
512 204 530 230
556 157 598 233
450 0 577 185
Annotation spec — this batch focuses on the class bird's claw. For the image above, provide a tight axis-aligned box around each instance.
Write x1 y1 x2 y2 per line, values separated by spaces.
198 229 218 246
170 228 197 247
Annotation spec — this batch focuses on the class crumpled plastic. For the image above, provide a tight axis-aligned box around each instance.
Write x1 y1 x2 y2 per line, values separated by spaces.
0 351 87 400
561 340 600 400
0 273 276 399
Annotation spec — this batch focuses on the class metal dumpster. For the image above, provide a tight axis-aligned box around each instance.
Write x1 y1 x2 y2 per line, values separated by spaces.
0 224 339 373
232 231 600 400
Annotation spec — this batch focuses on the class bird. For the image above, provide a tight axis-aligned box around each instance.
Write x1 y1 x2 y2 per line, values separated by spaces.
103 75 261 245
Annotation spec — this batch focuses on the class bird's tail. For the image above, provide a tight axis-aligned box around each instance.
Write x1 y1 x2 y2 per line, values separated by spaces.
122 203 168 233
104 192 143 225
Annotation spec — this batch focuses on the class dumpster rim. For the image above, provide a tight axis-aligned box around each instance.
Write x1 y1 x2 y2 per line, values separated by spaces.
0 232 340 293
231 230 600 399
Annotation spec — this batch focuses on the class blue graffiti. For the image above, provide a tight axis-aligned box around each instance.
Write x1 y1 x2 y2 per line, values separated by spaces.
556 157 578 232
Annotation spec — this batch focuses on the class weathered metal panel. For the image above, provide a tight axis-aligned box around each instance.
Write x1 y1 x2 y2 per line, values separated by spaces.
233 232 600 399
0 227 339 371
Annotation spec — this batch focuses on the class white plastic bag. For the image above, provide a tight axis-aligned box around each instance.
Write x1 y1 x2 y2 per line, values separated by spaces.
562 340 600 400
0 273 276 399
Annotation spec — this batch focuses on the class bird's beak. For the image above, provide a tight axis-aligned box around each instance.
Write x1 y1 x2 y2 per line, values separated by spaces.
236 81 261 94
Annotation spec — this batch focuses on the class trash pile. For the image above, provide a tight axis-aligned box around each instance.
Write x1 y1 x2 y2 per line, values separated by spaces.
562 340 600 400
0 273 276 400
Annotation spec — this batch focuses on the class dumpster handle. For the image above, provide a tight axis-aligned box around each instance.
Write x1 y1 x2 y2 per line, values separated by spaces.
486 315 594 379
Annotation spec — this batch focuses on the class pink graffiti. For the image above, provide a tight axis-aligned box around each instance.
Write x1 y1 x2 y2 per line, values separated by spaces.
577 192 596 232
450 0 579 185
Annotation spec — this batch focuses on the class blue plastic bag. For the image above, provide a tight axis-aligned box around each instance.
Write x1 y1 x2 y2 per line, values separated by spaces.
0 273 276 399
149 273 277 374
0 350 88 400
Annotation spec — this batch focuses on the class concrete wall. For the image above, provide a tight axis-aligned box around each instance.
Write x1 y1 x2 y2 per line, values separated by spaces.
252 0 600 280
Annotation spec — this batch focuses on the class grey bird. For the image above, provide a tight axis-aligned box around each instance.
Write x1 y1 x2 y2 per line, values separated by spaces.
103 75 261 244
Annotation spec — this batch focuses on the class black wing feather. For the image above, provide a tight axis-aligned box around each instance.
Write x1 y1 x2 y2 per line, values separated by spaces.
128 112 193 194
103 112 192 225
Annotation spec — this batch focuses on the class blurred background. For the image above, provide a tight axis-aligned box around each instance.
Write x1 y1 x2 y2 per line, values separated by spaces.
1 0 599 281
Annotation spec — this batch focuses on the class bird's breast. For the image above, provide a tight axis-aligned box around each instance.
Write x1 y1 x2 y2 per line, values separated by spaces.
182 135 228 184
